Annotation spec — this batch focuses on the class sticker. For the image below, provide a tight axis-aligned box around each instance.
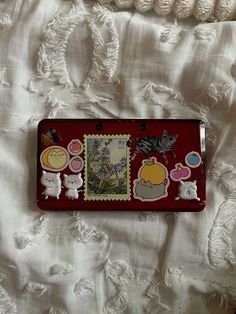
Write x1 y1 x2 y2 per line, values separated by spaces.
41 128 60 146
41 171 62 199
63 174 83 200
185 151 202 168
133 157 169 202
84 135 130 201
170 163 191 181
69 156 84 173
129 130 178 165
175 180 200 201
40 146 70 172
67 139 83 156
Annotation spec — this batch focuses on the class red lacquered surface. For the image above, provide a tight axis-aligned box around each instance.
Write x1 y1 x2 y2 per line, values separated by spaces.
37 119 206 211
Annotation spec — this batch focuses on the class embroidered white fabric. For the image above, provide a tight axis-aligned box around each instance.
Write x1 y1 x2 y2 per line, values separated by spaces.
0 0 236 313
96 0 236 21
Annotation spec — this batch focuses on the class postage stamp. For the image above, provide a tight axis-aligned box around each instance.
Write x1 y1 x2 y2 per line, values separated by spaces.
84 135 131 201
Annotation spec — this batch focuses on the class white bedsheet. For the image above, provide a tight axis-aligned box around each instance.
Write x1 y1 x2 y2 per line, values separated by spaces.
0 1 236 313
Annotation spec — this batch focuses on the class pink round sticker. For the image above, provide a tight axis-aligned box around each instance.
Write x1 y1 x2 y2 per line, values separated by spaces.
69 156 84 173
67 139 83 156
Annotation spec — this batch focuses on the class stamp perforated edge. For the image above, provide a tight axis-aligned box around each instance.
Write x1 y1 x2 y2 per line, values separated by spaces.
84 134 131 201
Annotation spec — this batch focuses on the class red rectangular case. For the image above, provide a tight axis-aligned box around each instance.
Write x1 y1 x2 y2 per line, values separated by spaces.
37 119 206 211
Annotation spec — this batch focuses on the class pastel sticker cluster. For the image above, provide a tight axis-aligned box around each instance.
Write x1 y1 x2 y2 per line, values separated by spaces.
40 130 203 203
134 149 202 202
67 139 84 173
169 151 202 201
40 136 85 199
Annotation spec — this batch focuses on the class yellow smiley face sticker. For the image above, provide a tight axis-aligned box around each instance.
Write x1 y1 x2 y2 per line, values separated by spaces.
40 146 69 172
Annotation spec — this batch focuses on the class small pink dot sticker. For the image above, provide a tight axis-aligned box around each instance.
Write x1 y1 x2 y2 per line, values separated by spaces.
69 156 84 173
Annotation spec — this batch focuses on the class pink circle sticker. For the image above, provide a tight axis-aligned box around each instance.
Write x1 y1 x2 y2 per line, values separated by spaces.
69 156 84 173
67 139 83 156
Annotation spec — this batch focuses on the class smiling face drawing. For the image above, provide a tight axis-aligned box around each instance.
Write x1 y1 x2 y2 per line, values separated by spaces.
48 149 68 169
40 146 69 172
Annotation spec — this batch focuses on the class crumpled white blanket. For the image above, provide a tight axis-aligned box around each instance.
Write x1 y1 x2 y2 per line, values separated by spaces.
0 0 236 313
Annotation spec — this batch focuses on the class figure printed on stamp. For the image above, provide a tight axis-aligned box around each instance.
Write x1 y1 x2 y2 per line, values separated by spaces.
63 174 83 200
128 130 178 165
175 180 200 201
134 157 169 201
85 135 130 200
41 171 62 199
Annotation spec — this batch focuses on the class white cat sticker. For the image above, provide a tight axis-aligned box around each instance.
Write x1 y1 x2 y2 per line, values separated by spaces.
175 180 200 201
41 171 62 199
63 174 83 200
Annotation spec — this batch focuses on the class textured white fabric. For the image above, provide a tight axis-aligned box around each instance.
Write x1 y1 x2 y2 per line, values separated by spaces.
0 0 236 313
96 0 236 21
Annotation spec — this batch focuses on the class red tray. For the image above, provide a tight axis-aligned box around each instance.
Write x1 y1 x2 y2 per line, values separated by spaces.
37 119 206 211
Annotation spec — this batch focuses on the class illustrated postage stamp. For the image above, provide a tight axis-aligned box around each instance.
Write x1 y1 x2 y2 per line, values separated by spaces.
84 135 131 201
